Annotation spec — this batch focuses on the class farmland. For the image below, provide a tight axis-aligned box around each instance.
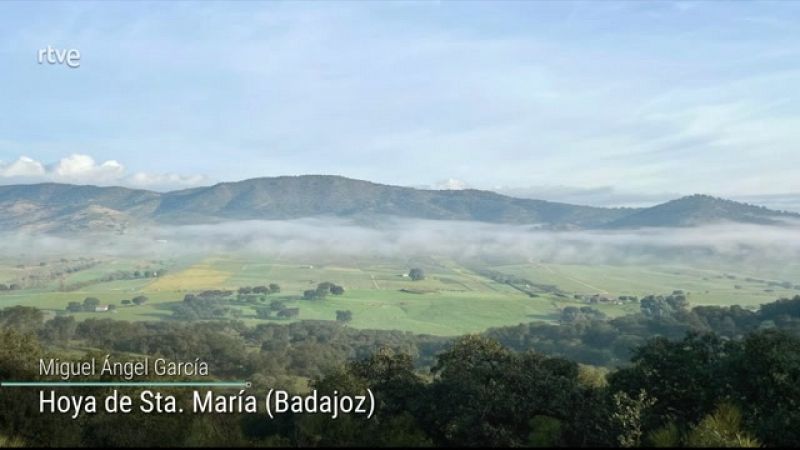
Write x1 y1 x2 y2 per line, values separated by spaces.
2 253 799 336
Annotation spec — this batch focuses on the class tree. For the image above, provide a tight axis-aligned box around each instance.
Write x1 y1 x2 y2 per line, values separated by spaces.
296 351 431 447
83 297 101 311
315 284 330 299
252 285 268 294
727 330 800 447
611 390 655 448
121 299 131 305
425 335 588 447
0 434 25 447
255 307 272 319
277 308 299 319
40 316 77 342
107 304 117 312
409 268 425 281
0 306 44 333
303 290 318 300
66 302 83 313
608 333 732 429
336 310 352 323
268 283 281 294
331 285 345 295
269 300 285 311
685 403 760 448
132 295 148 306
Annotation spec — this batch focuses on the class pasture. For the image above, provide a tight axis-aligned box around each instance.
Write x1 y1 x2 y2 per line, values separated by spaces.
1 253 799 336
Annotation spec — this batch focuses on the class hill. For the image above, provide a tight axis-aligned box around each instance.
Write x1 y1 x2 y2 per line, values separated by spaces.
0 176 795 232
603 194 798 228
153 176 630 226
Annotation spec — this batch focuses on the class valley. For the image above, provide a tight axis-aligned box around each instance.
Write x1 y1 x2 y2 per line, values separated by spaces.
3 253 798 336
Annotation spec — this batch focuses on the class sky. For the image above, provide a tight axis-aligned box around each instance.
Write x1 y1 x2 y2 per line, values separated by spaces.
0 1 798 209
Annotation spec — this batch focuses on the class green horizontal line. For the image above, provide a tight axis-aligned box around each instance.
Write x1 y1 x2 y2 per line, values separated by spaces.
1 381 248 388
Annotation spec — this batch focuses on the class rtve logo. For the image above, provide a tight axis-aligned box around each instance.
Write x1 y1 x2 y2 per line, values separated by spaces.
37 46 81 69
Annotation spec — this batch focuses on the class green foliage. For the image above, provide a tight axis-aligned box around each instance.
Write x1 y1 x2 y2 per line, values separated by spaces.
426 335 588 447
645 422 681 447
686 403 760 448
0 435 25 447
304 282 345 300
727 330 800 447
0 306 43 332
39 315 77 342
1 299 800 447
608 333 733 427
0 329 43 379
336 310 353 323
83 296 101 310
528 415 562 447
577 364 609 388
295 350 431 447
255 306 272 319
611 390 656 447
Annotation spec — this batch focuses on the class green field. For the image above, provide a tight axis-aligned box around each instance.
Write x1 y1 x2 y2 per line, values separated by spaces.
1 254 799 336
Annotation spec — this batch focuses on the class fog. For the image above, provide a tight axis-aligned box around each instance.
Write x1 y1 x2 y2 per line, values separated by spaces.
2 218 800 268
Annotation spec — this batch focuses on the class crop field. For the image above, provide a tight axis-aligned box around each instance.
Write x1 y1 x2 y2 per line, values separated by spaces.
1 254 799 336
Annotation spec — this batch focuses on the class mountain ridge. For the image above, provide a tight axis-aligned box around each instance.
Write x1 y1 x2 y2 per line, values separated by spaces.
0 175 796 233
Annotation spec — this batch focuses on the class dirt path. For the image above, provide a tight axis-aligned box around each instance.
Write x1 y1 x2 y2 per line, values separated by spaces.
370 274 381 290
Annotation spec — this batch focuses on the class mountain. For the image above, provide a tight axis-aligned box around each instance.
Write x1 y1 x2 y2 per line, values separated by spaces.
153 176 631 226
0 183 159 233
0 176 795 233
603 194 799 228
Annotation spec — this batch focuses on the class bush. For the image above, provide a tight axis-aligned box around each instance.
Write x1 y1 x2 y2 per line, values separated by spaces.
686 403 760 448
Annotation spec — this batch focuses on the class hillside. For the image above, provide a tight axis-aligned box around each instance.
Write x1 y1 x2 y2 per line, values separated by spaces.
0 183 159 233
603 194 798 228
0 176 795 232
153 176 631 226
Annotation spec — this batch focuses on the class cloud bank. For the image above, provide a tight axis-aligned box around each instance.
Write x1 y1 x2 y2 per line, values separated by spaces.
4 218 800 271
0 154 208 190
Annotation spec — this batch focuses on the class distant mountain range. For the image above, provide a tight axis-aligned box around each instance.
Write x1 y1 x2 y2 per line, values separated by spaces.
0 175 796 233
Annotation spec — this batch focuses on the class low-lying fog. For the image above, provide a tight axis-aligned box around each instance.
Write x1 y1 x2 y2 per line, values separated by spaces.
3 218 800 268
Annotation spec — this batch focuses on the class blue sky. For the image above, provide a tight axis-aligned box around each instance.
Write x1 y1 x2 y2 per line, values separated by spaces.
0 1 798 208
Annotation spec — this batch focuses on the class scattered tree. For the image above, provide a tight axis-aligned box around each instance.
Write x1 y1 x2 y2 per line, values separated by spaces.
409 268 425 281
336 310 353 323
83 297 101 311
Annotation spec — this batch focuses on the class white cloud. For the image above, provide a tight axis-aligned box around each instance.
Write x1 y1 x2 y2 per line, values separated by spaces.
51 154 125 182
432 178 470 190
128 172 209 189
0 154 208 190
0 156 46 177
